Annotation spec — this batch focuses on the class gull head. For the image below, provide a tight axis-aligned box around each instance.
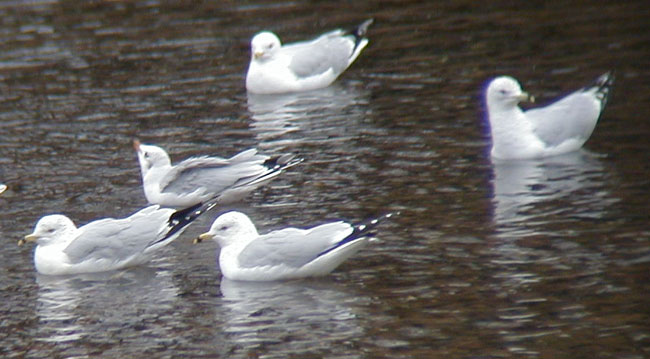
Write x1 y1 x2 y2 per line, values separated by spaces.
251 31 281 61
486 76 534 112
197 211 259 247
133 140 172 175
20 214 77 247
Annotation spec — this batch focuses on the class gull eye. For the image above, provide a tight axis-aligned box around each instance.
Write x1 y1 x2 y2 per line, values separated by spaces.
46 228 55 233
499 89 507 95
266 43 273 49
219 225 229 231
144 152 150 159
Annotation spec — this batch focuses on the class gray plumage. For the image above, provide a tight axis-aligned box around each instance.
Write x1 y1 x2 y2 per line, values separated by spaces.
237 222 353 268
135 140 301 208
22 200 217 275
485 71 613 159
246 19 373 94
527 72 613 147
63 206 172 264
198 211 396 281
161 149 268 197
287 31 361 78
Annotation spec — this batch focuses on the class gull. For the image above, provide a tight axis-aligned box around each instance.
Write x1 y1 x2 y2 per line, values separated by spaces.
246 19 373 94
134 140 301 208
19 200 218 275
196 211 396 281
485 72 613 160
0 184 6 195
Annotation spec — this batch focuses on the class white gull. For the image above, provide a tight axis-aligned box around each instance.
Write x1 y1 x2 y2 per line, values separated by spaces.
134 140 301 208
485 72 613 160
196 211 395 281
246 19 373 94
20 200 217 275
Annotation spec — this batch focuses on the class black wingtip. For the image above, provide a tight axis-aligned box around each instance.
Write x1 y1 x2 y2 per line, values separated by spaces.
317 211 398 258
260 155 303 180
228 154 302 192
263 154 304 171
348 18 374 51
157 197 221 244
595 71 614 109
350 211 398 239
354 19 374 38
583 71 614 109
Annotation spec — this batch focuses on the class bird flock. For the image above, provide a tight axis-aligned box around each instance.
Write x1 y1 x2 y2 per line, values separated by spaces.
15 19 613 281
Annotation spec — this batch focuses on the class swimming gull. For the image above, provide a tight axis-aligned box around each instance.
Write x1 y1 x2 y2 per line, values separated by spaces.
19 199 218 275
134 140 301 208
246 19 373 94
196 211 396 281
485 71 613 160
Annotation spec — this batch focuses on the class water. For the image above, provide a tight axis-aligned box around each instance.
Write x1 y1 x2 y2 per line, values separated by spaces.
1 1 648 358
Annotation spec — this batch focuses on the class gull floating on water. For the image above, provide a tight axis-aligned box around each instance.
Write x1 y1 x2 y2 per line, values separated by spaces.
134 140 301 208
246 19 373 94
19 200 218 275
485 72 613 160
196 211 396 281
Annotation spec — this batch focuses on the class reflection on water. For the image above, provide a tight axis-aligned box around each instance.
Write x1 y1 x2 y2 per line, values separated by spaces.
36 275 88 343
34 265 179 357
245 81 382 217
247 83 369 151
218 278 364 356
490 150 616 239
486 151 626 355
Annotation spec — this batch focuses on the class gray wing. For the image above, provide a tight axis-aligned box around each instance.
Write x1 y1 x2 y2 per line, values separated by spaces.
525 91 602 147
237 222 353 268
285 30 355 78
526 72 612 147
161 149 268 196
63 206 172 264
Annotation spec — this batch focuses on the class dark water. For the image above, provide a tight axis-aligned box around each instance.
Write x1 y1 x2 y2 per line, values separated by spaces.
1 1 648 358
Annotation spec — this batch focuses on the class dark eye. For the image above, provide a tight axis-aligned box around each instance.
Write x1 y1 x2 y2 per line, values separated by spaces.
144 152 150 159
219 225 229 231
47 228 55 233
499 89 507 95
266 43 273 49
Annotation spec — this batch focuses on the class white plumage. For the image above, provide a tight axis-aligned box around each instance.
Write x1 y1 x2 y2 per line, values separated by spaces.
134 140 300 208
485 72 613 160
20 201 216 275
197 211 395 281
246 19 373 94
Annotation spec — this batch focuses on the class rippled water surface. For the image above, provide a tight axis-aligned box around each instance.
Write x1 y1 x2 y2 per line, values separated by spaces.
1 1 648 358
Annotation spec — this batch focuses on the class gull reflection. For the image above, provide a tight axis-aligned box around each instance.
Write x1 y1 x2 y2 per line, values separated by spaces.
35 266 179 349
247 83 369 150
490 150 614 239
219 278 364 352
488 151 617 352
